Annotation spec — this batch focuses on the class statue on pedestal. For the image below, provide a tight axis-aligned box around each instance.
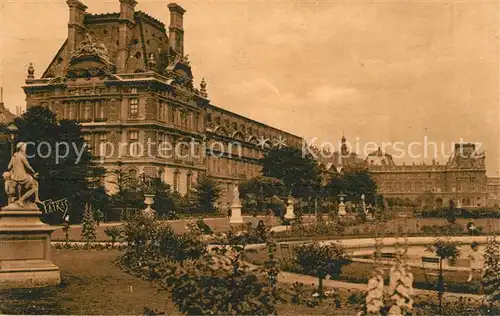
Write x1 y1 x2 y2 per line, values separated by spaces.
229 184 244 225
232 185 241 206
0 143 61 289
3 142 41 208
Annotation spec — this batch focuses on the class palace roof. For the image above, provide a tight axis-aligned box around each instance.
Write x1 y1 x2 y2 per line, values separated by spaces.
0 102 16 124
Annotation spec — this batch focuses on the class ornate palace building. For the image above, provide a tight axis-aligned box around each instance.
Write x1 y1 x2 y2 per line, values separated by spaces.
367 143 488 208
22 1 301 203
315 137 494 208
339 139 490 208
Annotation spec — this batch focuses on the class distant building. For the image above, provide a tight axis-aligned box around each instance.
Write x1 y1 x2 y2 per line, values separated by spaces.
0 88 16 125
22 1 301 204
367 143 488 208
487 177 500 207
0 87 17 153
316 137 491 208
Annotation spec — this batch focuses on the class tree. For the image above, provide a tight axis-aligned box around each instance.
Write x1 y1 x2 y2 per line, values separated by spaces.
260 147 321 200
426 238 460 313
295 242 350 300
342 169 378 205
12 106 107 223
239 176 287 214
325 173 346 198
191 176 221 214
482 236 500 301
81 203 97 246
166 231 279 315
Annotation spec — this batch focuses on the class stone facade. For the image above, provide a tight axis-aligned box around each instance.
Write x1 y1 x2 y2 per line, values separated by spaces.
487 177 500 207
366 143 488 208
315 138 491 208
22 1 301 205
0 89 17 153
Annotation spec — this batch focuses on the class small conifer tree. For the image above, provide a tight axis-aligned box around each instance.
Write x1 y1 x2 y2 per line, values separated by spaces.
482 236 500 301
81 203 97 246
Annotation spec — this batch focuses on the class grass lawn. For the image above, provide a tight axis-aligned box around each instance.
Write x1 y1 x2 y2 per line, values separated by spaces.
0 249 359 315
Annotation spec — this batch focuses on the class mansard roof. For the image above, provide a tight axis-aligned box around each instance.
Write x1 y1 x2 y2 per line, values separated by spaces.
42 11 171 79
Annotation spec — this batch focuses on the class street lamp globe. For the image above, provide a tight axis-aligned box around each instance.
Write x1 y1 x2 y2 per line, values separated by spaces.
7 123 18 142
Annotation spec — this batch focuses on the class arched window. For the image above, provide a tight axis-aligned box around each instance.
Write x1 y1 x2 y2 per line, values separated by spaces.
187 172 193 192
158 169 165 182
173 169 180 192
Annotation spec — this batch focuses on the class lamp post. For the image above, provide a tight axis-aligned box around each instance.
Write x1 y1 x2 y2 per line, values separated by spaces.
7 123 18 156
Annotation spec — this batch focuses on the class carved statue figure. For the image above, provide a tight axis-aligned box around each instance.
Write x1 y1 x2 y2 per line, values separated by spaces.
70 33 111 63
232 185 240 205
4 142 41 207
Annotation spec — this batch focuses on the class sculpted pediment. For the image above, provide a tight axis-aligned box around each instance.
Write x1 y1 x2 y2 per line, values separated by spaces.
66 34 115 79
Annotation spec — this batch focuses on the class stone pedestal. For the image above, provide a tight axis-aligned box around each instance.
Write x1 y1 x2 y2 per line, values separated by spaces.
338 202 347 216
229 203 244 225
0 204 61 289
284 196 295 220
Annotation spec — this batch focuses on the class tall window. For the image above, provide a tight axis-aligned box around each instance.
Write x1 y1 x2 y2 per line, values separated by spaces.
173 169 180 192
84 103 92 120
129 131 139 140
158 101 164 122
98 101 107 120
180 110 188 128
129 131 140 156
127 169 138 189
70 104 76 120
129 98 139 118
194 114 199 131
63 104 70 119
171 108 176 125
187 173 193 192
158 169 165 182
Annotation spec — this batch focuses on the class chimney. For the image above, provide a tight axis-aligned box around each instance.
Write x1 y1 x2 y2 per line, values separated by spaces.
117 0 137 73
168 3 186 55
119 0 137 22
66 0 88 54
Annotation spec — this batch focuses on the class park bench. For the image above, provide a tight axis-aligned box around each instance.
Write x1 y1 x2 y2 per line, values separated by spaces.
280 244 293 263
381 252 395 260
421 256 441 283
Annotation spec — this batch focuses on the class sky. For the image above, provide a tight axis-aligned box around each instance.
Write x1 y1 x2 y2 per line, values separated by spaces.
0 0 499 175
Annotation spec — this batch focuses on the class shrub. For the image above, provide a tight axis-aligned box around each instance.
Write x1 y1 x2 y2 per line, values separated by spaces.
120 213 205 278
419 207 500 219
420 224 464 236
165 233 280 315
295 242 350 299
104 226 122 246
196 218 213 234
426 238 461 260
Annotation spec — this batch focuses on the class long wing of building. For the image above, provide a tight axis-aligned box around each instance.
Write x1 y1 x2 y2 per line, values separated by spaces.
22 1 302 204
